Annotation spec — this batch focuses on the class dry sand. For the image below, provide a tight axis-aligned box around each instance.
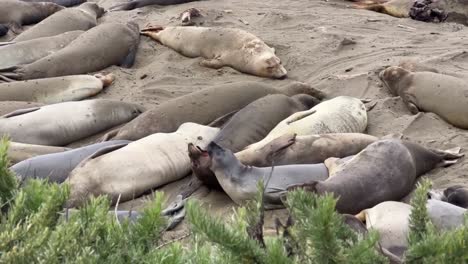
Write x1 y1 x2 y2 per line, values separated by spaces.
2 0 468 237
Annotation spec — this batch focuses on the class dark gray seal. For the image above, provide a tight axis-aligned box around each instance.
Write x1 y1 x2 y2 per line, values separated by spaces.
0 0 64 34
443 186 468 208
288 139 463 214
11 140 131 184
0 25 8 37
21 0 87 7
206 142 329 208
14 2 104 42
103 82 326 141
0 31 83 70
1 22 139 81
110 0 201 11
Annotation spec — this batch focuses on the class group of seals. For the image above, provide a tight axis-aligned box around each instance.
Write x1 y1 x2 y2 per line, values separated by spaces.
66 123 219 207
0 99 143 146
0 0 63 34
103 81 325 141
380 66 468 129
14 2 104 41
109 0 200 11
8 141 70 164
0 73 114 103
0 22 140 81
141 26 288 79
289 139 463 214
21 0 87 7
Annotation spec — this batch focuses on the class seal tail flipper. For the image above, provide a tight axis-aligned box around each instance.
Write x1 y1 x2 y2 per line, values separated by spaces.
208 109 238 127
0 66 23 82
432 147 464 167
109 1 138 11
285 109 317 125
101 128 120 142
140 26 165 42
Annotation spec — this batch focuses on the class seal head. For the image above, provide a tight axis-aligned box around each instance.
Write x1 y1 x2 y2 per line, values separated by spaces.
188 143 220 189
379 66 411 96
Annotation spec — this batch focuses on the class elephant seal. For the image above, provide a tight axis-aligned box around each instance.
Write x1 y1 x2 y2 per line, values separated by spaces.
354 0 414 18
380 66 468 129
190 133 376 190
11 140 131 184
206 142 329 207
141 26 287 79
66 123 219 208
0 99 143 146
8 142 70 165
21 0 87 7
0 31 83 71
0 73 114 103
244 96 368 152
427 199 467 230
0 101 43 116
0 25 8 37
14 2 104 42
289 139 463 214
103 81 326 141
1 22 140 81
0 1 64 34
444 186 468 208
110 0 201 11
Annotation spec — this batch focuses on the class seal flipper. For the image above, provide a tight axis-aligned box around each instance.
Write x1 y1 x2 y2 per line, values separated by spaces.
431 147 464 167
86 143 130 160
263 133 297 161
285 109 317 125
208 109 238 128
101 128 120 142
2 107 41 118
200 58 225 69
120 45 139 68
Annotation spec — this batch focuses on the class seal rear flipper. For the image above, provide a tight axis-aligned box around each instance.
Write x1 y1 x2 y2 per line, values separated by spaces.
101 128 120 142
432 147 464 167
285 109 317 125
109 1 139 11
200 58 225 69
0 66 23 82
208 109 238 128
140 26 165 41
120 44 139 68
2 107 41 118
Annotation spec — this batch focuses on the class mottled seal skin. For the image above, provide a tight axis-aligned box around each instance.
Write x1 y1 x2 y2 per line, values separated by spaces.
0 99 143 146
8 142 70 165
104 81 326 141
110 0 201 11
0 1 64 34
206 142 329 207
141 26 287 79
0 31 83 71
0 25 8 37
11 140 130 184
14 2 104 42
290 139 463 214
380 66 468 129
21 0 87 7
244 96 368 152
1 22 140 82
66 123 219 208
354 0 414 18
0 73 114 104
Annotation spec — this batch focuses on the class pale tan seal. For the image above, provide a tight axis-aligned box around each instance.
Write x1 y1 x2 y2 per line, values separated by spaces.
380 66 468 129
141 26 287 79
66 123 219 207
8 142 70 165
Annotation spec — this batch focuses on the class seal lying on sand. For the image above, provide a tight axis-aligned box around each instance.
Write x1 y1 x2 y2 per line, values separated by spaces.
0 0 64 34
244 96 368 152
66 123 219 208
141 26 287 79
8 142 70 165
0 99 143 146
1 22 140 81
207 142 329 207
430 185 468 208
0 101 43 116
11 140 131 184
0 31 83 71
289 139 463 214
0 74 114 104
353 0 414 18
104 81 325 141
380 66 468 129
21 0 87 7
0 25 9 37
110 0 201 11
14 2 104 42
190 133 376 190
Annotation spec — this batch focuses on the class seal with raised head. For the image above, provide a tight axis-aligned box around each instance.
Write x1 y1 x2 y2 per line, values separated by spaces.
103 81 326 141
0 73 114 104
11 140 131 184
1 22 140 81
243 96 368 152
8 142 70 165
141 26 287 79
205 142 329 207
0 0 64 34
14 2 104 42
0 99 143 146
289 139 463 214
110 0 201 11
190 133 376 190
21 0 87 7
66 123 219 208
0 31 83 71
380 66 468 129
